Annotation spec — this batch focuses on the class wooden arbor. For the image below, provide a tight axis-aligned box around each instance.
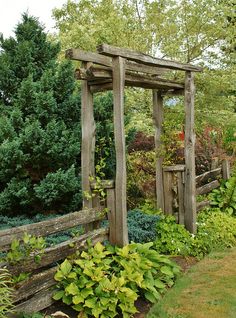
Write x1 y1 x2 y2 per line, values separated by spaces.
66 44 202 246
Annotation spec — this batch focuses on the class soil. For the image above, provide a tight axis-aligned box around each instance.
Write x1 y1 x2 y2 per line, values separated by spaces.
43 256 198 318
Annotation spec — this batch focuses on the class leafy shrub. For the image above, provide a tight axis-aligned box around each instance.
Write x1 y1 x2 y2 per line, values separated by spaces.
154 215 192 256
127 209 160 243
0 268 14 317
153 209 236 258
5 233 46 265
53 242 180 318
192 209 236 257
210 175 236 215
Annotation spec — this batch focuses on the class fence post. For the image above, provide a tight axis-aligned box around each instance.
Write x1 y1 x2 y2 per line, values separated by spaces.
222 159 230 180
163 169 174 215
106 187 116 245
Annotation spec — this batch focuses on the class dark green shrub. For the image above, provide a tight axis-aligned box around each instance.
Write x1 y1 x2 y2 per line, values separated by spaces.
0 14 81 216
127 209 160 243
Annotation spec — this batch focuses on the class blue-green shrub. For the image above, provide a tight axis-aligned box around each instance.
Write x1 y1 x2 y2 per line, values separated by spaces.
127 209 160 243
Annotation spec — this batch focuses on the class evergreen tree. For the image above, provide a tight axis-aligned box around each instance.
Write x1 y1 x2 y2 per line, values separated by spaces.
0 14 82 215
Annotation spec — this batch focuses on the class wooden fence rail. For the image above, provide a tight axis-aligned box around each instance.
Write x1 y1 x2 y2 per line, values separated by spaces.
0 180 116 316
162 159 230 221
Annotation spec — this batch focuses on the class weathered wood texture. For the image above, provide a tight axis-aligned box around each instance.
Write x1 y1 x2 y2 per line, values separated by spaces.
222 159 230 180
10 288 56 317
196 200 211 212
81 65 95 208
2 227 109 275
67 49 168 75
163 171 174 215
163 165 185 172
184 71 197 233
113 56 128 246
153 90 164 211
107 188 116 245
177 171 185 224
195 168 222 187
97 44 202 72
0 209 105 252
13 267 56 303
75 67 184 90
66 48 112 67
196 180 220 195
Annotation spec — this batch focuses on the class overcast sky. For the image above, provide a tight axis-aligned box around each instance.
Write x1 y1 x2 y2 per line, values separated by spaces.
0 0 66 38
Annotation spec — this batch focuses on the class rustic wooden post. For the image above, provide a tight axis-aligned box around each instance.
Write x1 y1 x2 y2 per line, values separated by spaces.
153 90 165 211
81 62 96 209
163 169 174 215
177 171 185 224
184 71 197 233
106 187 116 245
112 56 129 246
222 159 230 180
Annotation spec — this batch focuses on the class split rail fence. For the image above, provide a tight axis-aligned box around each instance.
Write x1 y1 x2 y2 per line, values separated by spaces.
0 183 115 316
162 159 231 223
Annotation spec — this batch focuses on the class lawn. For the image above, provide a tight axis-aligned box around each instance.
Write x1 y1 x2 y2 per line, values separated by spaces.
147 247 236 318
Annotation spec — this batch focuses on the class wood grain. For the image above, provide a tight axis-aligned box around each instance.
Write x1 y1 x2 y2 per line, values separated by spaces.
97 44 202 72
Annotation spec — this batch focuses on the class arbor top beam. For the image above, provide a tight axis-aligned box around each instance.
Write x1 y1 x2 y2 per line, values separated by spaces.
97 44 203 72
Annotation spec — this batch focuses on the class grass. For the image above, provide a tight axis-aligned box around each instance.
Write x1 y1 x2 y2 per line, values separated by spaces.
147 248 236 318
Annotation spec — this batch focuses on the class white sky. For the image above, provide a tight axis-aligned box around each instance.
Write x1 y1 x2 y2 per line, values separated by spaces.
0 0 66 38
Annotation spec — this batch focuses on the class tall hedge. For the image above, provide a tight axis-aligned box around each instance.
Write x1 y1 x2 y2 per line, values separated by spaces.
0 14 81 215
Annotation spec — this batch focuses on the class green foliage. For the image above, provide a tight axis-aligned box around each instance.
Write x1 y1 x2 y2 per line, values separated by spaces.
154 209 236 258
127 209 160 243
5 233 46 265
54 242 180 318
0 14 81 216
192 209 236 258
154 215 192 256
0 268 14 317
209 175 236 215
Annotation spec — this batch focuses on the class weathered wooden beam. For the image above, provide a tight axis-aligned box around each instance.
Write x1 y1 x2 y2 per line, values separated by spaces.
66 48 112 67
81 62 95 208
184 71 197 233
76 67 184 91
196 200 211 212
195 167 222 187
163 165 186 172
163 171 174 215
222 159 230 180
2 227 109 275
153 91 164 212
126 60 168 75
0 209 105 252
177 171 185 224
113 56 129 246
13 267 56 303
67 48 167 75
196 180 220 195
106 188 116 245
97 44 203 72
10 288 56 316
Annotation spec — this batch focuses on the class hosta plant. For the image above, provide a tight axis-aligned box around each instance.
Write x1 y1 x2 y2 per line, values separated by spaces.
53 242 180 318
